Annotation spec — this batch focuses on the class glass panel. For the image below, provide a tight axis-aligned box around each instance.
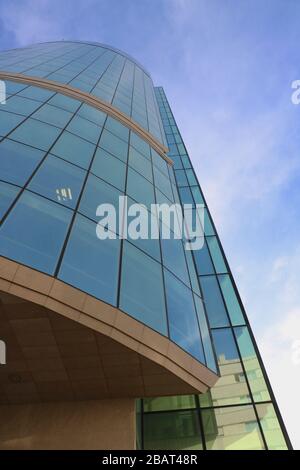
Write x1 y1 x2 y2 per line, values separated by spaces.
130 131 150 159
179 187 194 205
18 86 54 102
120 242 167 335
4 96 42 116
193 239 215 275
234 327 271 402
144 395 196 412
77 104 106 126
211 328 251 405
144 411 203 450
161 237 190 286
32 104 72 128
59 214 120 305
207 236 227 273
175 169 188 187
105 116 129 142
151 149 168 175
0 110 25 136
218 274 245 326
200 275 229 328
191 187 204 205
0 139 45 185
194 295 217 372
153 166 173 201
0 191 72 274
256 403 288 450
0 182 20 219
202 406 265 450
48 93 81 113
126 197 161 261
51 131 95 169
128 146 152 182
79 174 121 228
99 129 128 162
91 147 126 191
10 118 61 151
67 115 101 144
28 154 86 209
126 167 155 209
164 270 205 363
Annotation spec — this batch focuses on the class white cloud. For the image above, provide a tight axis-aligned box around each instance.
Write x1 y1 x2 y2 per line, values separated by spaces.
259 309 300 449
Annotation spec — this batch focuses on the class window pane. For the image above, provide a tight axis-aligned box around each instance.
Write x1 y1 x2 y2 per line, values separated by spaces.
120 242 167 335
105 116 129 142
5 96 41 116
10 118 61 151
143 395 196 412
67 115 102 144
126 167 155 209
164 270 205 362
32 104 72 128
18 86 54 102
79 174 121 227
129 146 152 182
0 182 20 219
218 274 245 326
144 411 203 450
77 104 106 126
211 328 251 405
0 110 25 136
200 275 229 327
207 236 227 273
256 403 288 450
175 169 188 187
194 240 215 275
234 326 271 402
202 406 265 450
91 147 126 191
99 129 128 162
48 94 81 113
161 237 190 286
130 131 150 159
194 295 217 372
153 166 173 201
0 139 45 185
0 191 72 274
59 214 120 305
51 131 95 169
28 154 86 209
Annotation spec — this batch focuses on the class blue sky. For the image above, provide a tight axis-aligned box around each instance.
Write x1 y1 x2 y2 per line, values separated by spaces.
0 0 299 448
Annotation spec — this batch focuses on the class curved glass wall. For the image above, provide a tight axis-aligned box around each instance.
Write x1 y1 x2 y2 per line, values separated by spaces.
136 87 291 451
0 80 216 373
0 41 167 146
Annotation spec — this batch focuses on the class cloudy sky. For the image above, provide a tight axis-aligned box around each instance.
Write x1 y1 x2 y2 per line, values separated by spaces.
0 0 299 448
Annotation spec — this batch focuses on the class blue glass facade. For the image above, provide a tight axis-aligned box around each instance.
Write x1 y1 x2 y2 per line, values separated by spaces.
0 41 291 450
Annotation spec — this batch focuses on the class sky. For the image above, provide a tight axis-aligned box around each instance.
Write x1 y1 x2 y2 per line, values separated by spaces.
0 0 299 448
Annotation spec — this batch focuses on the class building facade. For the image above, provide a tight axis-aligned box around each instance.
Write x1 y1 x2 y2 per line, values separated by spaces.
0 41 291 450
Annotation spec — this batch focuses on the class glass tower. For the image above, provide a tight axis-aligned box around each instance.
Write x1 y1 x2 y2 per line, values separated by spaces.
0 41 291 450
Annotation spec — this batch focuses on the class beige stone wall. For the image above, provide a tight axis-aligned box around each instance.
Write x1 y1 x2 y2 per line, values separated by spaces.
0 398 136 450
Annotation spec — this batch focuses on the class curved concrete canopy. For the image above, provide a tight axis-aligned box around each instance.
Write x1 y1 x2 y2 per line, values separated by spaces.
0 257 218 403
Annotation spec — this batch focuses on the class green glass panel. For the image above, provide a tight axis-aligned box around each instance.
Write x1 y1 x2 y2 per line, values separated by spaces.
234 327 271 402
256 403 288 450
144 411 203 450
202 406 265 450
143 395 196 412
